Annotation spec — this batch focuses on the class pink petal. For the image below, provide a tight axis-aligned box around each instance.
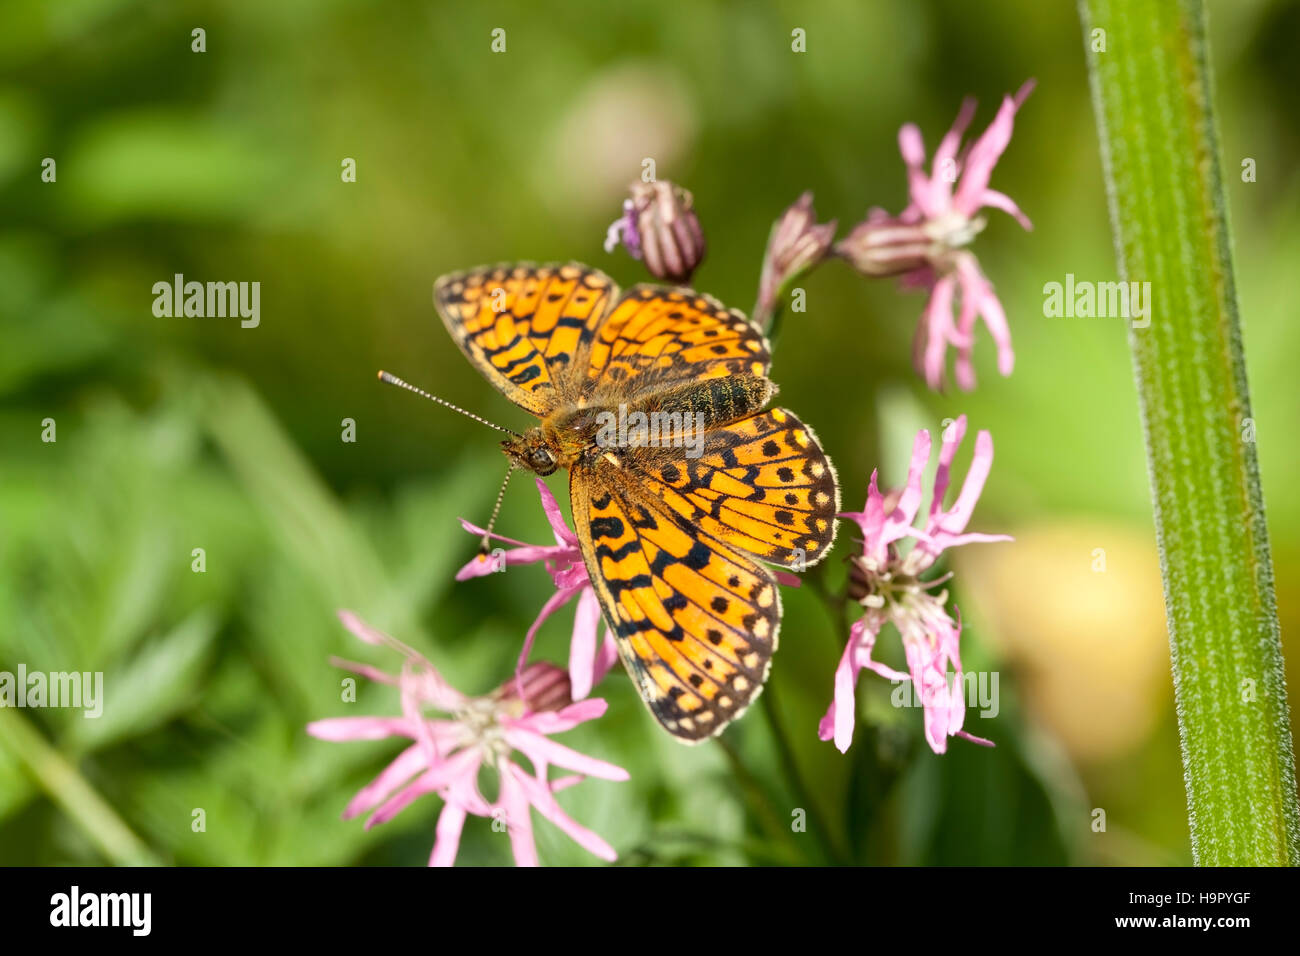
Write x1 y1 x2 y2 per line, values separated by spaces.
934 530 1015 549
954 354 976 393
898 124 943 220
504 727 630 782
905 642 957 755
455 542 561 580
337 609 389 646
327 656 398 687
443 767 494 817
505 762 618 862
497 758 539 866
939 429 995 537
978 188 1033 230
933 97 978 173
306 715 413 742
429 802 467 867
515 585 583 694
919 276 957 390
592 629 619 688
509 697 609 737
952 85 1030 215
337 611 431 668
341 742 430 820
533 477 580 548
820 622 864 753
567 587 602 700
898 122 927 167
839 470 893 566
861 655 911 685
930 414 968 519
819 617 902 753
979 285 1015 379
367 748 481 828
953 269 981 392
336 610 466 710
399 663 441 767
952 255 1014 386
888 428 932 534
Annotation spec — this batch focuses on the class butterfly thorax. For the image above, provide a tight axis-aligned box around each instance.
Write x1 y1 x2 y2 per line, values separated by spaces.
500 373 775 477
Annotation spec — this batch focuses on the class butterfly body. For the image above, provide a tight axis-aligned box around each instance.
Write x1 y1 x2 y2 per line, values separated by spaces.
502 373 775 478
436 263 839 741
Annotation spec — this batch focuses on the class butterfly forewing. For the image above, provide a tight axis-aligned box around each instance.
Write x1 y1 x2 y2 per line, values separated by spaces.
434 262 617 413
581 285 772 392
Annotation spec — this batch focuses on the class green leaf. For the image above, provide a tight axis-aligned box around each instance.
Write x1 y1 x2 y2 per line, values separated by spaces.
66 610 218 754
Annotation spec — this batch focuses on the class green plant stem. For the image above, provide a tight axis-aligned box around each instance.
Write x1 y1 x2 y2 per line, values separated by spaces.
1081 0 1299 864
759 683 849 864
713 733 803 863
0 708 162 865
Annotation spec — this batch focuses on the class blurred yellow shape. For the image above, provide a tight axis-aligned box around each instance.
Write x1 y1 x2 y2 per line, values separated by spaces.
955 521 1169 763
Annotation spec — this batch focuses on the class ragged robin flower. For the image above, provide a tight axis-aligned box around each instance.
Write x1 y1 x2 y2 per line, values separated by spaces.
458 477 618 700
604 179 706 284
307 610 628 867
837 81 1035 391
819 416 1011 754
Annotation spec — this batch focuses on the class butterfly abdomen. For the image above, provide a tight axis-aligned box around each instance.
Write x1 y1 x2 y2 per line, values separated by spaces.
649 374 774 430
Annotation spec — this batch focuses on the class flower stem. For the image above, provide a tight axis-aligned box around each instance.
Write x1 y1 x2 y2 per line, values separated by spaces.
1081 0 1299 864
759 683 850 864
0 708 162 865
713 733 803 863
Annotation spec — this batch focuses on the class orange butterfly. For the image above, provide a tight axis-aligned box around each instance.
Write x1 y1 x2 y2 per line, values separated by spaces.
434 263 839 741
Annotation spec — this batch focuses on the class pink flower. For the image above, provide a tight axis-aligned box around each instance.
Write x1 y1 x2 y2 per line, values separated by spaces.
457 477 619 701
837 81 1034 391
819 416 1012 754
307 611 629 866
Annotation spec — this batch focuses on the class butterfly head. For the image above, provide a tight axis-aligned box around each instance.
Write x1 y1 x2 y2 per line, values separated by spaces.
501 429 560 476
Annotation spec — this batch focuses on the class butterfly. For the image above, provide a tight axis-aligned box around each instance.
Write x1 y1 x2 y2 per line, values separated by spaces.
435 262 839 741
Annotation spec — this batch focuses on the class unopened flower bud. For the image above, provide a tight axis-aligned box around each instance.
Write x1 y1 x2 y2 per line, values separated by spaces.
756 191 837 323
605 180 705 284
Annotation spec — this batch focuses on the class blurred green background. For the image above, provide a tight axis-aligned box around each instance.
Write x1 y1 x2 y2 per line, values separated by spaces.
1 0 1296 866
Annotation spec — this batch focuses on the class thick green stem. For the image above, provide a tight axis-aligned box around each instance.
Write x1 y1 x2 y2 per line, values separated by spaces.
1080 0 1298 864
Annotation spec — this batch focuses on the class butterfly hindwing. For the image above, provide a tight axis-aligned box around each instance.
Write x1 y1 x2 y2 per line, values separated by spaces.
571 463 780 741
631 407 840 569
435 263 618 414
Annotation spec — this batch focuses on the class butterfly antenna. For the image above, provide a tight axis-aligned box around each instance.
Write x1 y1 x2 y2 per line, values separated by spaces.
479 464 518 553
377 370 520 437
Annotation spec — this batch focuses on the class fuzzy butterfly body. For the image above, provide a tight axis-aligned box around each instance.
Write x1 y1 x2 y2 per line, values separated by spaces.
436 262 839 741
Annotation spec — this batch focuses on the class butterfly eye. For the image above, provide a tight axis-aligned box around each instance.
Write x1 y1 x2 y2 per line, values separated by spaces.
530 448 557 474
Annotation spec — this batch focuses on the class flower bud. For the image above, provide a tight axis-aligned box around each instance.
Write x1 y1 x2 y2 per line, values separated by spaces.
605 180 705 284
756 191 837 320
